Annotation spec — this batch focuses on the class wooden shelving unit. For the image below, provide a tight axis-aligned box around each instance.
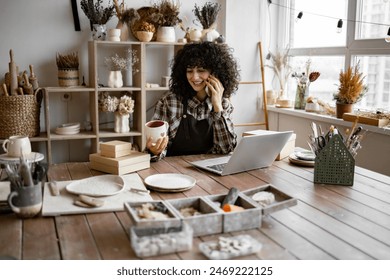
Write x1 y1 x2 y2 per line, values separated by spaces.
30 41 185 164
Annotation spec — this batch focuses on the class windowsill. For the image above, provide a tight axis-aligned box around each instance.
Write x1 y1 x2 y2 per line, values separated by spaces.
267 106 390 136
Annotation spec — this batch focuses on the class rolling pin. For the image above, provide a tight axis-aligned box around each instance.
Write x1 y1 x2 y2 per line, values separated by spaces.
29 64 39 90
23 73 34 95
8 49 19 96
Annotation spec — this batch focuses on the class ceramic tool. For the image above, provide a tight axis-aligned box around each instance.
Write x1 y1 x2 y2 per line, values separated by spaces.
8 49 19 96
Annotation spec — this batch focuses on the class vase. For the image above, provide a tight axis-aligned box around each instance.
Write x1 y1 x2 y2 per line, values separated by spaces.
116 21 129 41
107 71 123 88
114 112 130 133
336 102 353 119
189 28 202 42
92 24 107 41
136 31 153 42
202 28 220 42
107 28 121 41
294 84 309 110
156 26 176 42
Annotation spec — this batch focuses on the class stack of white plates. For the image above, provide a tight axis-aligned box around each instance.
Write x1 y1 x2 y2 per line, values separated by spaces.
55 122 80 135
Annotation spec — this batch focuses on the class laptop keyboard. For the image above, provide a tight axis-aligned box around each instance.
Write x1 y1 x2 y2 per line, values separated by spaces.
207 163 226 172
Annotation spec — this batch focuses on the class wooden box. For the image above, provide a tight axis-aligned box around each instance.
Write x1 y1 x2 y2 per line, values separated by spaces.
242 130 296 160
99 140 132 158
342 113 390 127
205 193 262 233
124 200 181 229
242 184 297 215
167 196 223 237
89 151 150 175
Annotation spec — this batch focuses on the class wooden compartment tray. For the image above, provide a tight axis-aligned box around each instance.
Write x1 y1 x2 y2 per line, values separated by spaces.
124 200 181 229
166 196 223 237
205 193 262 233
242 184 297 215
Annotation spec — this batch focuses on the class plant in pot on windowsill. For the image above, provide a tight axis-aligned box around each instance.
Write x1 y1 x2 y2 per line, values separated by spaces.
333 63 367 118
80 0 115 40
98 92 135 133
104 48 139 88
150 0 182 42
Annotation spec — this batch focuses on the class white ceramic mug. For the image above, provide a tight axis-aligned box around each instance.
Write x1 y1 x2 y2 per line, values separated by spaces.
145 120 169 145
2 135 32 157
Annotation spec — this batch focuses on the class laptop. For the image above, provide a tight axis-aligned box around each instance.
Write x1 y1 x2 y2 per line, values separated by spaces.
190 131 293 176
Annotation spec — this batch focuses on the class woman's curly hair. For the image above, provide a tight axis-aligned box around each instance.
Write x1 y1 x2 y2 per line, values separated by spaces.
170 42 240 100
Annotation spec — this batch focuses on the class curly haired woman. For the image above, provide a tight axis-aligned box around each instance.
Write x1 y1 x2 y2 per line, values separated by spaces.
146 41 241 160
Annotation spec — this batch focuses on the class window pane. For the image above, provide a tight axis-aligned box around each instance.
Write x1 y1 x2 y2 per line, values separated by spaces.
356 0 390 40
354 55 390 110
290 0 348 48
287 56 344 103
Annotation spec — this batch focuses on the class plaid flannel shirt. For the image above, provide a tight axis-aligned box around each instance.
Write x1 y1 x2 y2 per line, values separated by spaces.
152 91 237 154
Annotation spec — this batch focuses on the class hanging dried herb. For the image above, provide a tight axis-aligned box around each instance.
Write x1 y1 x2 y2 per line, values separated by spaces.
80 0 115 25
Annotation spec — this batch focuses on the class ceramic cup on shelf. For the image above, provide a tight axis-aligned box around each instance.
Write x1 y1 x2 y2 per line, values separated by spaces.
145 120 169 145
2 135 31 157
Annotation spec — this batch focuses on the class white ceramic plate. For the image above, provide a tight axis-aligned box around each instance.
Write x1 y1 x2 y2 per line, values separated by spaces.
295 150 315 161
288 153 315 167
65 175 125 197
144 173 196 192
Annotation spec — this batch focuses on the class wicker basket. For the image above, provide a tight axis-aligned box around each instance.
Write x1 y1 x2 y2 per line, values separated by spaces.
0 89 43 139
314 134 355 186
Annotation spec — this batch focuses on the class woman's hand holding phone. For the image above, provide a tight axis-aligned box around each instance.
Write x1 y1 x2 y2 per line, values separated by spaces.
205 75 224 112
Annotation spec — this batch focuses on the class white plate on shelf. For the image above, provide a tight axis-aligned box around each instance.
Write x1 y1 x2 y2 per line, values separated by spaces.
144 173 196 192
65 175 125 197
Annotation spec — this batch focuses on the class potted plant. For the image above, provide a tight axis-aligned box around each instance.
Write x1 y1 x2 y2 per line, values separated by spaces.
136 21 156 42
56 52 79 87
104 48 139 88
333 64 367 118
193 2 221 42
150 0 182 42
80 0 115 40
113 0 141 41
265 47 293 107
98 92 135 133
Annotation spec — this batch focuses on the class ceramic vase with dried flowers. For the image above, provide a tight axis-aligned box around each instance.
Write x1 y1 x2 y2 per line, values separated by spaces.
80 0 115 40
292 59 320 110
113 0 140 41
104 48 139 87
266 47 293 107
193 2 221 42
56 52 79 87
333 63 367 118
150 0 182 42
98 92 135 133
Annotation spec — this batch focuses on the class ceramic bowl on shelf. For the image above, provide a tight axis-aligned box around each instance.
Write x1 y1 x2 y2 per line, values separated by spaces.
55 122 80 135
136 31 153 42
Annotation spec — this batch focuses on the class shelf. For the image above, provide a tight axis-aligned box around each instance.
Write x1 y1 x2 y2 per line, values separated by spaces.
97 86 141 92
44 86 95 92
49 131 97 141
98 129 142 138
145 87 169 91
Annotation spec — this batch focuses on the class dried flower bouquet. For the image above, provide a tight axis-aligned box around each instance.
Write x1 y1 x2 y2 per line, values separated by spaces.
334 64 367 104
80 0 115 25
104 48 139 72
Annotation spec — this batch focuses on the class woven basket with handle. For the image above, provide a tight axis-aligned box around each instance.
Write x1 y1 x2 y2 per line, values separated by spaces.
0 89 43 139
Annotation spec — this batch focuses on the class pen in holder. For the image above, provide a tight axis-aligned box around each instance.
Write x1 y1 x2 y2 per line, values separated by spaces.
314 133 355 186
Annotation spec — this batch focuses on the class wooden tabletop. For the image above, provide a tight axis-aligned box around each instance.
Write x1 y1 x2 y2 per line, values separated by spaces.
1 154 390 260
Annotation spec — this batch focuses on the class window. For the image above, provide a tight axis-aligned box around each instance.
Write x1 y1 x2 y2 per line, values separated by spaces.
282 0 390 110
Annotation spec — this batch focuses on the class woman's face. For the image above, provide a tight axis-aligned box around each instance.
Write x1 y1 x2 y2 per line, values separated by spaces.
186 67 211 92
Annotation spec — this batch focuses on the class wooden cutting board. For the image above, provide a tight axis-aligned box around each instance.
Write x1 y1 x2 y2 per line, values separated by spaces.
41 173 152 216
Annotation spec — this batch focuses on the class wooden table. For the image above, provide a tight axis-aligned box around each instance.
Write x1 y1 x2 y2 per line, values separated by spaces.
1 154 390 260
